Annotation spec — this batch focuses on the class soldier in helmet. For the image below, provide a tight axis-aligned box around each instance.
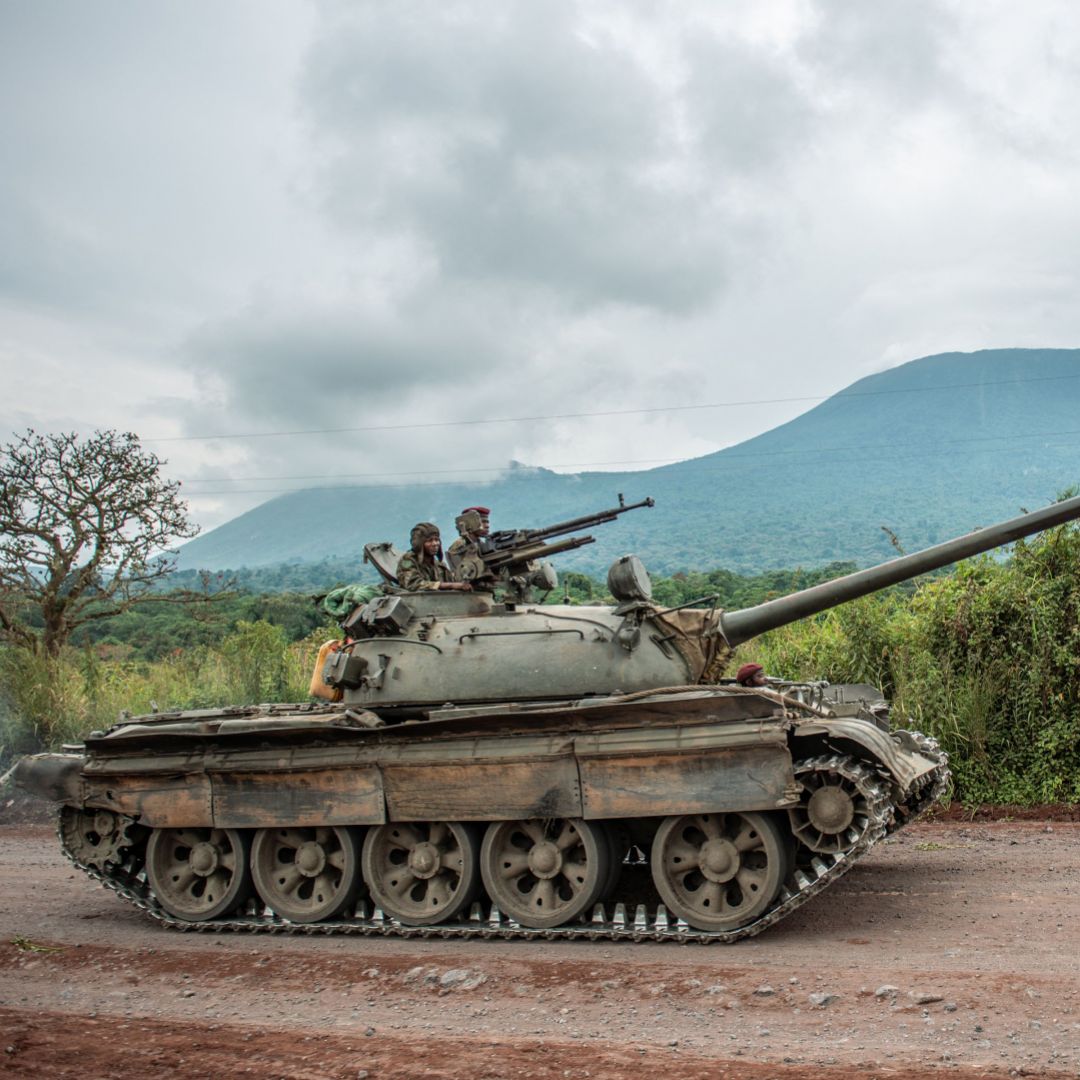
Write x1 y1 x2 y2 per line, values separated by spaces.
447 505 496 588
396 523 472 592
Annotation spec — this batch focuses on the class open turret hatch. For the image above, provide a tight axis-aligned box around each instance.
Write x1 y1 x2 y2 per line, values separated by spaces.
363 541 404 585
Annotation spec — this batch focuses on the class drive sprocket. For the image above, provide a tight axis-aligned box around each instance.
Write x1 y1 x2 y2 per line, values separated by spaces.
60 806 138 869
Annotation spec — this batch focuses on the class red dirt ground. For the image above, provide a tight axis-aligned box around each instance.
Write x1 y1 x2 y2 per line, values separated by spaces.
1 816 1079 1078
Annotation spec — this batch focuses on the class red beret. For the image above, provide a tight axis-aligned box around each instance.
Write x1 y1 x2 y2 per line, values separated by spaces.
462 506 491 516
736 663 764 685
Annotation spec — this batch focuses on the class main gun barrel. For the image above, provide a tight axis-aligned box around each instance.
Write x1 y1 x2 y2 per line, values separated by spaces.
719 493 1080 647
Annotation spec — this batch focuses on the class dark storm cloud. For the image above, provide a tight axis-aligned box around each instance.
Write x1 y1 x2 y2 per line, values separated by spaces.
297 1 816 314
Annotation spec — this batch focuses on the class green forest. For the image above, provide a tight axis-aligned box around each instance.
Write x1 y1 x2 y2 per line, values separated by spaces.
3 522 1080 808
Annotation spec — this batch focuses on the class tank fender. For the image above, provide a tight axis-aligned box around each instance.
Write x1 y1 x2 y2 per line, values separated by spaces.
791 719 938 791
12 753 85 805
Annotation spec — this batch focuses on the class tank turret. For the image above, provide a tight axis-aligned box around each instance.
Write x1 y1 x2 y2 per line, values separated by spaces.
320 492 1080 711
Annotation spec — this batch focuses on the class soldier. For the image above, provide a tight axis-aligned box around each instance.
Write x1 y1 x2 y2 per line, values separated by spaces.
396 523 472 592
735 662 768 688
447 505 496 587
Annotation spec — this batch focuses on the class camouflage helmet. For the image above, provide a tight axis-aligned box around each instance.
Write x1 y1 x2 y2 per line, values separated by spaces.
409 521 441 553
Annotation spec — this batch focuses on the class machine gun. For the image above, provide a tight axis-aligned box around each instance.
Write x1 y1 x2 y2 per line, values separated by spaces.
480 494 654 564
458 494 655 598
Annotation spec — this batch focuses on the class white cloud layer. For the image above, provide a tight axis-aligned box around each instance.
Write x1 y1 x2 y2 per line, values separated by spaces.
4 0 1080 532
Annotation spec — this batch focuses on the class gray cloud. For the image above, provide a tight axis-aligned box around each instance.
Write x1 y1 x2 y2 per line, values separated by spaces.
0 178 107 313
0 1 316 324
6 1 1080 534
183 284 521 427
298 2 816 313
686 35 817 175
801 1 959 106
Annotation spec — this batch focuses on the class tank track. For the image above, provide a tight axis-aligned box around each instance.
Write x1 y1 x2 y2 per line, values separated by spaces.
58 754 948 944
889 732 950 833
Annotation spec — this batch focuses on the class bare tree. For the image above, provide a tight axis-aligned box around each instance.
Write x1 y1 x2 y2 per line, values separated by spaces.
0 429 204 655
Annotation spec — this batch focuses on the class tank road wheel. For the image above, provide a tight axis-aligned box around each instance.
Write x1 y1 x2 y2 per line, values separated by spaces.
651 812 787 932
251 826 362 923
362 822 480 926
145 827 252 922
480 818 611 929
788 755 882 854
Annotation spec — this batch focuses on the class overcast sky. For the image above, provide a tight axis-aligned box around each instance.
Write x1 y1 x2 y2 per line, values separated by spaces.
4 0 1080 533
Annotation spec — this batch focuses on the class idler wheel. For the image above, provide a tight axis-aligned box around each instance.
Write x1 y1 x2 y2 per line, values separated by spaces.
788 756 876 854
480 818 611 929
361 822 480 926
145 827 252 922
251 826 363 923
807 786 855 834
650 812 788 932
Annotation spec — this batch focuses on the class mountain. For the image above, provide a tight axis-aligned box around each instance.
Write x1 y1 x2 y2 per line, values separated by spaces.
176 348 1080 577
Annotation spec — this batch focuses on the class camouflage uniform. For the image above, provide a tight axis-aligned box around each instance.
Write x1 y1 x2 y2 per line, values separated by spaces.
397 522 455 591
447 507 495 587
396 551 454 590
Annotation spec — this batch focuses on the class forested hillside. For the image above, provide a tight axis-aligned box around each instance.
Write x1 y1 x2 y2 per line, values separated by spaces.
175 348 1080 578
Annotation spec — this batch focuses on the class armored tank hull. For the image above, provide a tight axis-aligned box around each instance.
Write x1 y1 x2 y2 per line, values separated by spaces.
19 675 947 942
16 491 1080 941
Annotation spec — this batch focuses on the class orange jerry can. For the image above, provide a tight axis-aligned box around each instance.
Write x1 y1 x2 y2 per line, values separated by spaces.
309 639 344 702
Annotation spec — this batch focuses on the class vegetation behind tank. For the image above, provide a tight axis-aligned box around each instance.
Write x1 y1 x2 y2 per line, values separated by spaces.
747 522 1080 806
4 521 1080 806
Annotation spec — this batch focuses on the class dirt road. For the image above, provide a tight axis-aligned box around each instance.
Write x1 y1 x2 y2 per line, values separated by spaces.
1 819 1078 1079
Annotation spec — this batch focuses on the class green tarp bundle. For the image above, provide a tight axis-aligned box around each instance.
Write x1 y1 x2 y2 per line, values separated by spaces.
320 583 381 618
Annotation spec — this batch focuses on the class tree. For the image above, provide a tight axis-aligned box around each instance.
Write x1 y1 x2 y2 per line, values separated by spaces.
0 429 202 655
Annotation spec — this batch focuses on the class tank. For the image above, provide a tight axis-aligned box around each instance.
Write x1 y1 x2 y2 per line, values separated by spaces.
16 493 1080 943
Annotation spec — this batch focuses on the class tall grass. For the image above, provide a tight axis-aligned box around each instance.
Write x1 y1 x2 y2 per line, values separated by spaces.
0 621 328 761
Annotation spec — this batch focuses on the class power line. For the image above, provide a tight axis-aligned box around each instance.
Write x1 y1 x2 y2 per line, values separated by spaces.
145 371 1080 444
179 427 1080 497
180 425 1080 486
